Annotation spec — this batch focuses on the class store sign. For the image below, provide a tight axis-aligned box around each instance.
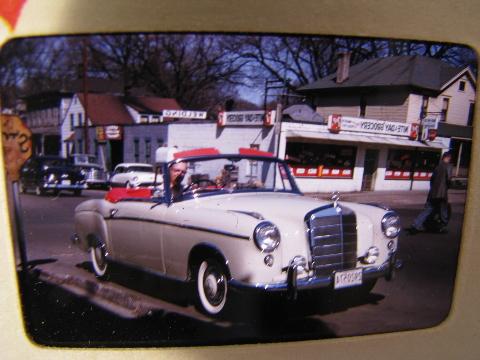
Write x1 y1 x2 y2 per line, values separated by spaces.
96 126 106 142
163 109 207 119
217 111 276 127
104 125 123 140
328 115 415 137
420 117 439 141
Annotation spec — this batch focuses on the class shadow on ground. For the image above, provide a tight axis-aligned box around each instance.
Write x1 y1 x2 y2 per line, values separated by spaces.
17 266 385 348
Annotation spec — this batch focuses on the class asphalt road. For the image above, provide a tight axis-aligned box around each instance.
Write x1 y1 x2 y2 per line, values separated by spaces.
11 188 466 347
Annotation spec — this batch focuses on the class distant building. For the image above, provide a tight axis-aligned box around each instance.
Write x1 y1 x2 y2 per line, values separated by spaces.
64 93 183 169
295 55 476 183
23 78 123 156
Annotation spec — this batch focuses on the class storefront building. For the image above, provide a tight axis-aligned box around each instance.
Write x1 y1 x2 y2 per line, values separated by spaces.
277 115 449 193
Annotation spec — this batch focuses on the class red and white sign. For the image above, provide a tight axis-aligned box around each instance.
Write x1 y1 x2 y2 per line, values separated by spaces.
328 114 416 138
217 111 275 127
291 166 353 179
104 125 123 140
385 170 432 180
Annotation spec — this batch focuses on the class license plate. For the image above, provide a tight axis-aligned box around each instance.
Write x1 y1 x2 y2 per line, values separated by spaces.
61 180 71 185
334 268 363 289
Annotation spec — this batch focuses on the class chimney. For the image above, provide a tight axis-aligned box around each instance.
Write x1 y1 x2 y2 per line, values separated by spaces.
336 52 351 84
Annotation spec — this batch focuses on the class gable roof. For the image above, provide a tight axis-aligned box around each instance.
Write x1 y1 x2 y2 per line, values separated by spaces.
124 96 182 114
77 93 134 126
297 55 469 93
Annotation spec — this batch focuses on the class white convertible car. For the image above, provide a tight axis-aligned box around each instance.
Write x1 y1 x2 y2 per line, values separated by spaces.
73 147 401 317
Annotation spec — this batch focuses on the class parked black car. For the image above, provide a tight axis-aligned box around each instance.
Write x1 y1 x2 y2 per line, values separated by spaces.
19 156 86 196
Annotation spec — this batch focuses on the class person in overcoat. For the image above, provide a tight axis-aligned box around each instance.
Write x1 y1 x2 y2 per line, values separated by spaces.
409 151 452 233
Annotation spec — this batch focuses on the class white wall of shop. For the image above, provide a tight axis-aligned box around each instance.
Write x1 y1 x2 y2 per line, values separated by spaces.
166 123 276 155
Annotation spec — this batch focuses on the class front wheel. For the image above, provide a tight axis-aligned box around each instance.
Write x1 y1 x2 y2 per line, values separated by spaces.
195 258 229 317
90 240 109 279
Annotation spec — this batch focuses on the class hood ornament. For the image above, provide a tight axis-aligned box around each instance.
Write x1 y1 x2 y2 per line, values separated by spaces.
331 191 340 208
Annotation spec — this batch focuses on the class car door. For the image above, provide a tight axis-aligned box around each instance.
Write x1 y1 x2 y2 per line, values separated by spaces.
107 197 168 273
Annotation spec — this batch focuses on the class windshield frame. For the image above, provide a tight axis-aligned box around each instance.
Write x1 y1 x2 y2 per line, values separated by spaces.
157 154 302 205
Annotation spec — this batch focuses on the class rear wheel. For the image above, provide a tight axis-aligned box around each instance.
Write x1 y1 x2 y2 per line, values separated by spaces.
194 258 228 317
90 239 109 279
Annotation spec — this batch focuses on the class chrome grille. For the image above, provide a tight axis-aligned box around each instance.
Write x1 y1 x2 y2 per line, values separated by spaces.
306 205 357 277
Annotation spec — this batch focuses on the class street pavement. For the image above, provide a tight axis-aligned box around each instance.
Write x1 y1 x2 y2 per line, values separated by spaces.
10 188 467 346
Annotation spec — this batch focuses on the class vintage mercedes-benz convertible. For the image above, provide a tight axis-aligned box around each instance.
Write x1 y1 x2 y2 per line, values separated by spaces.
72 147 401 317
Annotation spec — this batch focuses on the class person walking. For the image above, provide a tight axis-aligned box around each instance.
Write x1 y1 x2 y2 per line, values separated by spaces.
409 151 453 234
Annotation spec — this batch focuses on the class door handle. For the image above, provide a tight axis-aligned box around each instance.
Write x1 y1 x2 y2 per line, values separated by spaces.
109 209 118 218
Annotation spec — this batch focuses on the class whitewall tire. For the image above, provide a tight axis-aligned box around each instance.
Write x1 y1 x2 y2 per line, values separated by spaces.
195 258 228 316
90 240 109 279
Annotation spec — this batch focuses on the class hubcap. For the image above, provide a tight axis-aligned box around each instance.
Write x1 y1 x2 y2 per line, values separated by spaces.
203 267 225 306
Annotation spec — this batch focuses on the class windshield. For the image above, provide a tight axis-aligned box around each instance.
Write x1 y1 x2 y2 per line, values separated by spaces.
127 166 154 173
42 158 70 168
168 157 298 200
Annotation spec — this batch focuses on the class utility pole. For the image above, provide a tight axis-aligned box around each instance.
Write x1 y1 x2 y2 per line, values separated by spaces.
82 37 89 154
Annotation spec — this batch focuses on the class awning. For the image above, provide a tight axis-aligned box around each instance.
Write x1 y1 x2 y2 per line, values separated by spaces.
285 130 448 149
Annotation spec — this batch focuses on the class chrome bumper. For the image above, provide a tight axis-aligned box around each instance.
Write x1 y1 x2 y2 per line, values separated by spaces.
230 254 402 294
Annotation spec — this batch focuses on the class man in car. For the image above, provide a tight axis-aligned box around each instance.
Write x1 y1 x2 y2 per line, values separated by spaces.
169 161 188 201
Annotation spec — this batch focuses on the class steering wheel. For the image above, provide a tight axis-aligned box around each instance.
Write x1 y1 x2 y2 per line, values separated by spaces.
182 179 217 194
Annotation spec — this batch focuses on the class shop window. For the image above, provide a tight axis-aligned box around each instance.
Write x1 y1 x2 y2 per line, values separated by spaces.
385 149 440 180
285 142 356 179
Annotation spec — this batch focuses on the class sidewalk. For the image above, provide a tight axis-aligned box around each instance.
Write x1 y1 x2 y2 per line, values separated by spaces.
307 189 467 209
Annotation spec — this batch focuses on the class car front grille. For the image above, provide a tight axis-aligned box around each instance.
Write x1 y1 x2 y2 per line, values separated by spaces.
306 205 358 277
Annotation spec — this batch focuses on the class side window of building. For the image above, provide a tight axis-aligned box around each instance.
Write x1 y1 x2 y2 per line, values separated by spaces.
145 138 151 164
441 98 450 122
468 103 475 126
70 114 75 129
134 138 140 163
420 96 429 119
459 81 466 92
359 96 367 118
78 113 83 126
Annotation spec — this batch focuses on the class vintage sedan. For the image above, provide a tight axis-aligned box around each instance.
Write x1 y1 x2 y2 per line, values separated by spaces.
73 148 401 317
20 156 86 196
109 163 155 188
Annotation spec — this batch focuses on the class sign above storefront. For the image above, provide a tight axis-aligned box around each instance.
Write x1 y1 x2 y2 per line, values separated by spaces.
217 110 276 127
103 125 123 140
163 109 207 119
328 114 419 139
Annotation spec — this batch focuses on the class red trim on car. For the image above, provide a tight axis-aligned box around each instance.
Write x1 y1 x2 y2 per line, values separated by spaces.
238 148 273 157
173 148 220 159
105 187 152 203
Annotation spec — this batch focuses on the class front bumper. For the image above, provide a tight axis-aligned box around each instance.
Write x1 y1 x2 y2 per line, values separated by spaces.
43 183 87 190
230 254 402 293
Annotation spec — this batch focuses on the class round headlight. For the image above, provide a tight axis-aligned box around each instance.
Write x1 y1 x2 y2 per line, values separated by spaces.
382 212 401 238
254 221 281 253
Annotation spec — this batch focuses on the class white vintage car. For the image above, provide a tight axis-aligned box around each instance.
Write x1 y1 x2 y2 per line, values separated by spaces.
73 148 401 317
109 163 155 188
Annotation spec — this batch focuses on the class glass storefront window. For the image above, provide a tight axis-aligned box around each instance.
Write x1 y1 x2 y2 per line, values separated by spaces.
285 142 356 178
385 149 440 180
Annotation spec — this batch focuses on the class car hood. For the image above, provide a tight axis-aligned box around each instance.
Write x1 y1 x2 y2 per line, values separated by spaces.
193 192 331 219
